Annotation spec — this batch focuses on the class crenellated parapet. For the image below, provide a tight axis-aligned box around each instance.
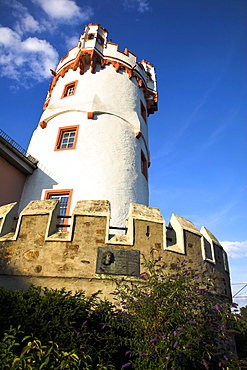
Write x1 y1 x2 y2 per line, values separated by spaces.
0 200 231 298
43 23 158 114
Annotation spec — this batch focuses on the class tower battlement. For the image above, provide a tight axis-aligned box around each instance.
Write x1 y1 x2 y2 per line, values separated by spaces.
0 200 231 299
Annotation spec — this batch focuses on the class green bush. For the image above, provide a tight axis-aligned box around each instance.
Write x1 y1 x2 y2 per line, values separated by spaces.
0 256 247 369
112 255 246 369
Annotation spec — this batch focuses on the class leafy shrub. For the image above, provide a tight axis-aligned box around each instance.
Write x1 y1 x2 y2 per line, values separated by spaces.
0 256 247 369
112 255 246 369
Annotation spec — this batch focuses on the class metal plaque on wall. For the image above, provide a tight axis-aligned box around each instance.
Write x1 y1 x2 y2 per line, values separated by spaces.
96 248 140 276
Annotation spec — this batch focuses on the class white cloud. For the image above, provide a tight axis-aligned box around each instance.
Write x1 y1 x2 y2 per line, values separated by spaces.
4 0 43 35
221 240 247 259
33 0 93 22
0 27 58 83
123 0 151 12
65 35 79 49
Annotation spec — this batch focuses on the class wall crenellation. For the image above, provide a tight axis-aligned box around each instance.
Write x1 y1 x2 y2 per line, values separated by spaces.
0 200 231 299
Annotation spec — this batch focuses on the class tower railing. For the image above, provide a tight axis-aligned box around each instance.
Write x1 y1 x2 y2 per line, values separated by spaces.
0 129 38 165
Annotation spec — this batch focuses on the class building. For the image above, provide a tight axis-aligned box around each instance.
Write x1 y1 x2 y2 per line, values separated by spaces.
0 24 231 300
0 129 37 207
19 23 158 228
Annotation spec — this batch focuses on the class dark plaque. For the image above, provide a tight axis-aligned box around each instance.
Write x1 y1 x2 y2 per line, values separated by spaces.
96 248 140 276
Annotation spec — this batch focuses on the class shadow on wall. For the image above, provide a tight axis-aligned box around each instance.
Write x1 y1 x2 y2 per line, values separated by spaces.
19 168 58 213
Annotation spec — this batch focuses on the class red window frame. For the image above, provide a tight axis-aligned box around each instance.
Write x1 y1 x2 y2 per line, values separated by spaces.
141 150 148 180
61 80 78 99
54 125 79 151
140 100 147 123
44 189 73 230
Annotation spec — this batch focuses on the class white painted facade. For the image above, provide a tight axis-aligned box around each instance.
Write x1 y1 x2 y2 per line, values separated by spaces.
20 24 158 227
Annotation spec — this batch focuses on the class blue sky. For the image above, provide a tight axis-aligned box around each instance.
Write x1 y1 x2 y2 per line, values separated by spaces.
0 0 246 306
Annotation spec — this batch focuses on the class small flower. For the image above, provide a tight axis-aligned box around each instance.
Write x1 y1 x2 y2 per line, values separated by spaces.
203 361 209 369
183 272 187 275
173 341 179 348
125 351 131 355
185 296 191 299
150 338 158 343
189 320 197 324
139 354 147 357
173 331 177 336
162 334 167 338
82 320 88 325
122 362 131 368
194 276 199 279
167 356 171 361
223 356 228 361
215 304 219 310
177 327 183 330
101 325 107 329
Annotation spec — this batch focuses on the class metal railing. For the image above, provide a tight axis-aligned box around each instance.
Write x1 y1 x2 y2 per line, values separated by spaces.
0 128 38 165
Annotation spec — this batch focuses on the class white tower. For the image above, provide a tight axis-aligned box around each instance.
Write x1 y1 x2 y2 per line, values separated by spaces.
20 24 158 227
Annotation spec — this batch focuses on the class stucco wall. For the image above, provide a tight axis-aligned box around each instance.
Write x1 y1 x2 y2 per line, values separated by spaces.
0 157 26 206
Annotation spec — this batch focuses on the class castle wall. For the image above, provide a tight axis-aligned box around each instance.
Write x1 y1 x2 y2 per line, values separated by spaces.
0 200 231 300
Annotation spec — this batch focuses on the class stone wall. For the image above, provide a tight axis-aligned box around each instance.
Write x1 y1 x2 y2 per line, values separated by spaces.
0 200 231 299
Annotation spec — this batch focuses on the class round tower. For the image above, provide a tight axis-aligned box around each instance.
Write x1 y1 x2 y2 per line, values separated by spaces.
20 24 158 227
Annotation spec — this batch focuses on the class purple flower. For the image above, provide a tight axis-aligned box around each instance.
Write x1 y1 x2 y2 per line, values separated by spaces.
215 304 219 310
125 351 131 356
162 334 167 338
101 325 107 329
185 296 191 299
189 320 196 324
173 331 177 336
177 327 183 331
173 341 179 348
183 272 187 275
122 363 131 368
139 354 147 357
82 320 88 325
150 338 158 343
194 276 199 279
167 356 171 361
223 356 228 361
203 361 209 369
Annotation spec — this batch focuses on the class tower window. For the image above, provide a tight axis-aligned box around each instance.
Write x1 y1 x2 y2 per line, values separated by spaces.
54 126 79 151
141 150 148 180
96 35 104 45
87 33 95 40
61 80 78 98
140 100 147 123
44 189 73 231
